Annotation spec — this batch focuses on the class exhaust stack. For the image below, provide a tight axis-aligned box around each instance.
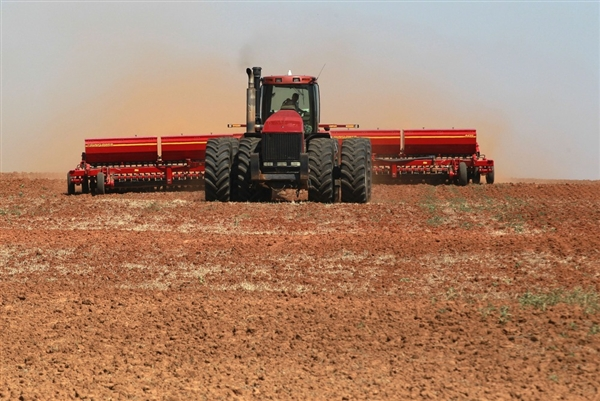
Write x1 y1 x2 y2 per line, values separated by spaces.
246 66 262 134
246 68 256 134
253 67 262 125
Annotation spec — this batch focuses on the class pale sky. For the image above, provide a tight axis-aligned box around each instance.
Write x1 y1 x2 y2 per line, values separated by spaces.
2 1 599 180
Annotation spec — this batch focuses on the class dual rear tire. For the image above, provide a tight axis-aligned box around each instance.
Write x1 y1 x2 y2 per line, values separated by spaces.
204 138 238 202
340 137 372 203
235 137 271 202
308 138 337 203
205 136 270 202
307 137 372 204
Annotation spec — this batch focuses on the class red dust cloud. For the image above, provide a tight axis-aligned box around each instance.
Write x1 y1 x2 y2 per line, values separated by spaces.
26 53 515 182
32 56 245 173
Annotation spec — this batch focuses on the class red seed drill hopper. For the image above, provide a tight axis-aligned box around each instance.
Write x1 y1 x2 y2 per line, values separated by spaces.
67 134 241 194
67 66 494 198
330 128 494 185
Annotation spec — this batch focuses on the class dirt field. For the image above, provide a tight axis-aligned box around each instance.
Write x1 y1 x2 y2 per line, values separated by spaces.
1 173 599 400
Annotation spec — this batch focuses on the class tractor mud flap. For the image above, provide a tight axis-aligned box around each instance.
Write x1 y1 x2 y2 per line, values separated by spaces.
300 153 309 182
251 153 260 181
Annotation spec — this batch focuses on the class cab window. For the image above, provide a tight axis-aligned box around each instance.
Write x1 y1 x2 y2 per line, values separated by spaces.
269 86 311 113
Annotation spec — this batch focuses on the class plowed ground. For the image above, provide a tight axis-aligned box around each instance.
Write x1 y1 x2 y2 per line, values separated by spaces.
1 173 599 400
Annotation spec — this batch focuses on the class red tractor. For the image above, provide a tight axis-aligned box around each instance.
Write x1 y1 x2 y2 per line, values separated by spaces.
204 67 372 203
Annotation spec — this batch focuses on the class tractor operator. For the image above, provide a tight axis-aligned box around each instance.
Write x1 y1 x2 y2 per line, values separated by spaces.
281 93 301 113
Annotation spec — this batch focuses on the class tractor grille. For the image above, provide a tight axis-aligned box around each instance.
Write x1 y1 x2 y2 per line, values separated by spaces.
262 133 303 162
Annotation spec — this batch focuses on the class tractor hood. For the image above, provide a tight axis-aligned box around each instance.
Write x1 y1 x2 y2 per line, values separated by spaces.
262 110 304 134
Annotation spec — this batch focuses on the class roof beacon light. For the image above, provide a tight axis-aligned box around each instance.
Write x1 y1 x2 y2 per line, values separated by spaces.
288 70 292 76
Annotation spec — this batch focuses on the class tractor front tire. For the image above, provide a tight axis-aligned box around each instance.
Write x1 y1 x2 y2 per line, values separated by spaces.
235 137 262 202
205 137 237 202
308 138 336 203
341 138 372 203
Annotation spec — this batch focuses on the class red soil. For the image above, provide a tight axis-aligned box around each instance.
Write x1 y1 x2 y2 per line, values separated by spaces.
1 174 599 400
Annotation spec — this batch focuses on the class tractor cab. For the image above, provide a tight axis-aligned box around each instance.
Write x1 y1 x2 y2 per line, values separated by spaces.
260 75 320 135
201 66 372 203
